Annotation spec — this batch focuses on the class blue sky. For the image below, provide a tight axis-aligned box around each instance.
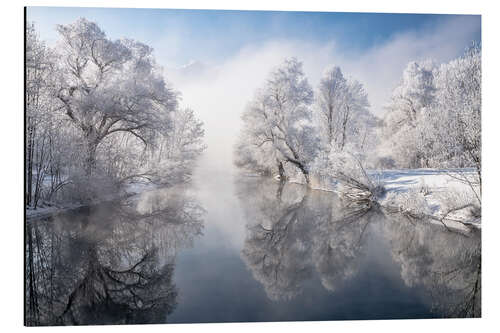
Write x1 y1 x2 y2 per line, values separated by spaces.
27 7 480 67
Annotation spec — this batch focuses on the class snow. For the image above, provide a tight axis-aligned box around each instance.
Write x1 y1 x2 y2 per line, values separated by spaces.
373 168 481 232
308 167 481 233
372 168 476 193
26 181 159 222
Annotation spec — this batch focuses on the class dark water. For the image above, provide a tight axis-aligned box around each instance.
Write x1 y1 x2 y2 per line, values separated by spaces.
25 170 481 326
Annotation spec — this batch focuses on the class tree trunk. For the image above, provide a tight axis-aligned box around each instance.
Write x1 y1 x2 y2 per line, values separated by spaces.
340 105 350 151
328 104 334 146
292 160 310 185
276 180 285 203
33 134 47 209
85 141 98 177
303 170 310 185
26 122 34 206
278 160 286 181
340 117 347 151
476 164 481 198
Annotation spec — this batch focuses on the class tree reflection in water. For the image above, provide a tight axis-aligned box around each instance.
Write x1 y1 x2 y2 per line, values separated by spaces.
238 178 378 301
237 178 480 318
381 213 481 318
25 187 205 326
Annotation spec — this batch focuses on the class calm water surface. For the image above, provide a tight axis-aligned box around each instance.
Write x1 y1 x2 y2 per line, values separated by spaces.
25 168 481 325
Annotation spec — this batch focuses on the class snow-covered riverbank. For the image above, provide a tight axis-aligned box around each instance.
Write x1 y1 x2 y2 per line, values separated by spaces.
25 182 158 221
307 167 481 233
373 168 481 232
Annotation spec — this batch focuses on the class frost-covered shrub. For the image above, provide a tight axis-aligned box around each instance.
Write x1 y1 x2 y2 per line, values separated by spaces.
418 179 431 196
383 188 431 217
57 171 119 204
311 150 385 201
434 189 481 221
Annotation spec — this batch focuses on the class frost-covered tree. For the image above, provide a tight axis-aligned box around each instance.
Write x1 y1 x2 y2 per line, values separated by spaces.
27 22 53 207
379 46 481 196
51 18 179 177
100 107 206 186
152 107 206 183
309 66 380 191
387 61 436 125
26 23 76 208
234 58 317 183
26 18 205 206
427 45 481 191
381 61 436 168
26 23 46 207
315 66 374 153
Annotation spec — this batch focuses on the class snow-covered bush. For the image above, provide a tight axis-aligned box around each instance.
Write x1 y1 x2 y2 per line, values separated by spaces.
311 150 385 201
418 179 431 196
382 188 431 217
434 188 481 222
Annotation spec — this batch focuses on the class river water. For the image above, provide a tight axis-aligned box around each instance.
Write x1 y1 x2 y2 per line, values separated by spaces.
25 166 481 326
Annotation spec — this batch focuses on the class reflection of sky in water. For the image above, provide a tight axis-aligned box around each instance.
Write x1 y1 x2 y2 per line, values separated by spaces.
170 224 433 322
25 169 480 325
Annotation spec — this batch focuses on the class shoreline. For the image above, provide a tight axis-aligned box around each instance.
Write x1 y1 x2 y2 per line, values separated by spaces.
25 183 158 223
274 167 482 233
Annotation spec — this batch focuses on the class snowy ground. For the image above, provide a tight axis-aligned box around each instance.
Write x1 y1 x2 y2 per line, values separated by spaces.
372 168 481 232
372 168 477 193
